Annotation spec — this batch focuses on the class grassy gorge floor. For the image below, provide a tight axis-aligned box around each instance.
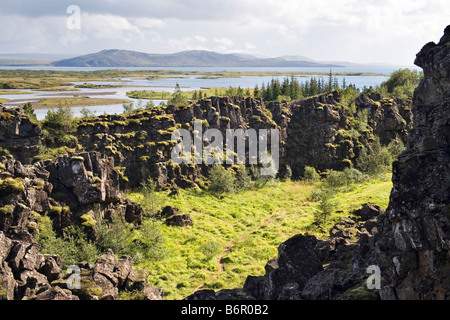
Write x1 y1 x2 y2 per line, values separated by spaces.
128 174 392 300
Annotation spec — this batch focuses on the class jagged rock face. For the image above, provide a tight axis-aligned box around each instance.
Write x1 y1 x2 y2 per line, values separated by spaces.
374 26 450 300
0 106 42 164
76 96 278 189
284 91 354 177
0 152 156 300
0 151 143 241
0 238 163 300
281 91 412 177
354 93 412 145
76 93 411 188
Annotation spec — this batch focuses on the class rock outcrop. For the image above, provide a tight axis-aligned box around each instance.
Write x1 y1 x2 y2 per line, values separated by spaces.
74 92 411 188
0 106 42 164
0 237 163 300
0 150 160 300
373 25 450 300
76 96 279 190
276 91 412 177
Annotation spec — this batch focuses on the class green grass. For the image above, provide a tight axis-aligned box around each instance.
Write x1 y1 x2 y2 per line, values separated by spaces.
128 175 392 300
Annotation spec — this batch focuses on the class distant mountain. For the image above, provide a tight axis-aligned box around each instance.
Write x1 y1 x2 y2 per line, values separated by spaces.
51 49 343 68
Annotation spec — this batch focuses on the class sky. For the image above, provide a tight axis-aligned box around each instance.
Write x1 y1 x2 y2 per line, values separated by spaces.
0 0 449 66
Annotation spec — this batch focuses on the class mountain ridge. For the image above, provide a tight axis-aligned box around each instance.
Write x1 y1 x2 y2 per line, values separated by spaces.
51 49 345 68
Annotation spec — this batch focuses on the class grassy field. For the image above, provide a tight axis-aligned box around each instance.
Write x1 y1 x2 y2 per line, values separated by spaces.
10 97 131 109
126 87 252 100
128 175 392 300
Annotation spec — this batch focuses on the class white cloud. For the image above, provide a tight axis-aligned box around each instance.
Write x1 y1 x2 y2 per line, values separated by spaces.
167 36 209 52
213 37 234 47
0 0 449 65
193 35 208 43
134 17 167 29
82 14 143 41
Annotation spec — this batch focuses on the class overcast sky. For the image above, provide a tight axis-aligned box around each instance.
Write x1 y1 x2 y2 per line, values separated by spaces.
0 0 448 66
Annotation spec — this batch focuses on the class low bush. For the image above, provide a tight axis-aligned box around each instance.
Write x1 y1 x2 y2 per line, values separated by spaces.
303 166 321 182
208 165 235 194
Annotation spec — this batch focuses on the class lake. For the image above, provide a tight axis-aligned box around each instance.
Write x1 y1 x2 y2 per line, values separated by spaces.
0 66 420 120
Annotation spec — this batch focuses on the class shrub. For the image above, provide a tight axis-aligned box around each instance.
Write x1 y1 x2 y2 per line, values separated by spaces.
94 210 166 262
303 166 320 182
325 170 349 188
36 214 99 269
42 106 76 141
23 102 37 123
95 210 133 255
342 167 369 184
278 164 292 181
234 166 252 190
130 219 166 263
139 178 164 216
80 107 96 118
379 68 423 101
122 102 135 113
356 137 404 175
208 165 235 194
168 83 188 106
314 188 337 225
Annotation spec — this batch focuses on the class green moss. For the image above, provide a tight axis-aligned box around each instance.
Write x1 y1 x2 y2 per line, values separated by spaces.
78 122 95 128
158 129 175 136
27 221 38 232
80 213 96 228
126 119 141 125
118 290 145 300
341 159 353 167
0 178 25 195
251 115 262 122
33 178 46 190
104 145 118 155
112 120 127 126
157 141 171 147
325 143 339 149
0 205 14 216
114 166 129 183
49 206 63 215
121 132 137 139
345 286 379 300
80 278 103 297
70 156 85 161
153 115 173 121
1 112 15 121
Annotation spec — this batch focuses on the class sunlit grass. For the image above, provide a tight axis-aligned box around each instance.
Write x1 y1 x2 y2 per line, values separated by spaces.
128 176 392 300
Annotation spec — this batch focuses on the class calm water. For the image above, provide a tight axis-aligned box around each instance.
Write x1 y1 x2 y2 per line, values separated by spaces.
0 66 421 120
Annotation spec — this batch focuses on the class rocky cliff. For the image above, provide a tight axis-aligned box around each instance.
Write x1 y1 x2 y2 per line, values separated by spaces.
0 107 161 299
373 25 450 300
0 107 42 164
272 91 411 177
74 92 411 189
